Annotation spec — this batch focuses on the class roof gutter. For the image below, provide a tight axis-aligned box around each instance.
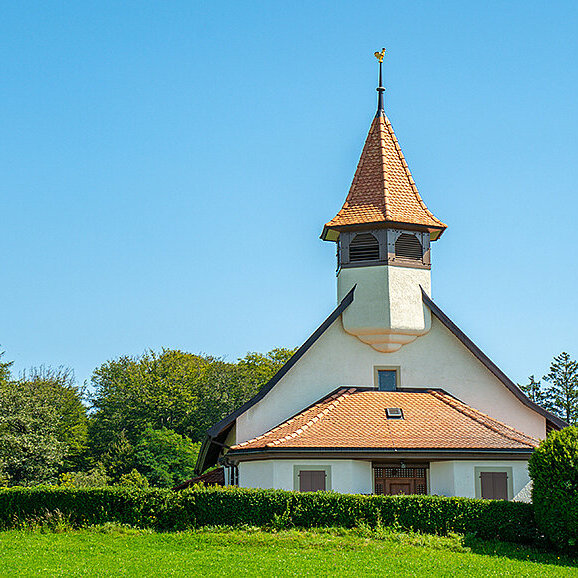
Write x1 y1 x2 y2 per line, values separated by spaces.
225 447 535 461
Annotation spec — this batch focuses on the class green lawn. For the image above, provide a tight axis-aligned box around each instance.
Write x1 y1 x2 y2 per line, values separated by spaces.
0 527 575 577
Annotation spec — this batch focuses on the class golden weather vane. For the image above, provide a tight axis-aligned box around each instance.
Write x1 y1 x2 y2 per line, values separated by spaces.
374 48 386 63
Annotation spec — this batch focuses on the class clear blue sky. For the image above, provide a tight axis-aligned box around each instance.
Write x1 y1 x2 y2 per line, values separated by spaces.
2 1 577 388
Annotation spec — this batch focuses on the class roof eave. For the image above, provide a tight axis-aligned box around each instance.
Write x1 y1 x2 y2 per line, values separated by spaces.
321 221 447 242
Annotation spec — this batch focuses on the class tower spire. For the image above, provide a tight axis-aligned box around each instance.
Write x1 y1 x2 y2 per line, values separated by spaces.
374 48 386 115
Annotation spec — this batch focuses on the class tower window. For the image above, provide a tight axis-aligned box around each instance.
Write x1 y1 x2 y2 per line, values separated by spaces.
378 370 397 391
395 233 422 260
349 233 379 262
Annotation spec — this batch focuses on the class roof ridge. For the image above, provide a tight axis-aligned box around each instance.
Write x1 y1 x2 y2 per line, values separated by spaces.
233 388 354 449
379 116 391 219
265 388 356 447
429 390 539 448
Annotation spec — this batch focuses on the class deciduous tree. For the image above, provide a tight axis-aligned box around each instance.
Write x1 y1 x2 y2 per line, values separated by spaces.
0 380 65 485
0 348 13 383
20 366 88 468
88 347 295 457
132 427 200 488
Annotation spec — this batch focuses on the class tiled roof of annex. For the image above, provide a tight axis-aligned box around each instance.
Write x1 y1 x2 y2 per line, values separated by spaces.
322 113 447 239
230 388 539 452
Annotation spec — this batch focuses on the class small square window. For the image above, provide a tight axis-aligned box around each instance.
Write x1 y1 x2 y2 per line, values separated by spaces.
378 370 397 391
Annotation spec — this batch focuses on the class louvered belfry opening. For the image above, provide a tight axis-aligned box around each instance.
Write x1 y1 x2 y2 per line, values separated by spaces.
395 233 423 261
349 233 380 262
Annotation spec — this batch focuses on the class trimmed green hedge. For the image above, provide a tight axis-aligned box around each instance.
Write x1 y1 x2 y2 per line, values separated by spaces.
0 486 538 543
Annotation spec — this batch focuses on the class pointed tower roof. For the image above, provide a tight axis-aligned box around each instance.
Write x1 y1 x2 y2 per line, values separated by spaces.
322 53 447 241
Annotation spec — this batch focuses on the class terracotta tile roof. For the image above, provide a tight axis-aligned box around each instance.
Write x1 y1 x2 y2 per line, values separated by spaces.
322 114 447 239
231 388 538 452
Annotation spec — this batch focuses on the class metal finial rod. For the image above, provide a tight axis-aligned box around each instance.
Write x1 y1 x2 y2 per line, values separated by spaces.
374 48 386 115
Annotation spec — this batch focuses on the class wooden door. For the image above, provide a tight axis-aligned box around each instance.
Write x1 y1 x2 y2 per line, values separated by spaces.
386 480 414 495
374 466 427 495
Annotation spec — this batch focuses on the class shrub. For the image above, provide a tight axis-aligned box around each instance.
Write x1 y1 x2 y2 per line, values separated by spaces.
59 464 110 488
0 486 538 544
117 469 150 488
529 426 578 551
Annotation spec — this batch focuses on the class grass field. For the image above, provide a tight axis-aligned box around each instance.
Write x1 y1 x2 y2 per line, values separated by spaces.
0 526 575 577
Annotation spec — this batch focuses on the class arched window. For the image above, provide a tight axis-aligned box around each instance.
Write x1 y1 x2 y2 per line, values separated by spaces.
395 233 422 260
349 233 379 262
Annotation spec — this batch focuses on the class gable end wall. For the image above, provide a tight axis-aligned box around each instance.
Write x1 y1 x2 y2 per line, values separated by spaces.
235 313 546 443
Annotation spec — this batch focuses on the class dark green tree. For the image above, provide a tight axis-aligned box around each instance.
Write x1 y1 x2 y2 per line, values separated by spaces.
131 427 200 488
100 431 135 481
543 352 578 425
519 375 545 404
88 347 295 459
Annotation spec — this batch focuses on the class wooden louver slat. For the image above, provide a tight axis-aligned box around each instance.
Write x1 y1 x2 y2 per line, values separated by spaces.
349 233 379 262
395 233 422 260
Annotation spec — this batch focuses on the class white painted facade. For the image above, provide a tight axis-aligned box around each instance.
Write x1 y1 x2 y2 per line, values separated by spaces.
226 274 545 501
239 459 373 494
338 264 432 352
429 460 531 501
235 312 546 445
238 459 531 502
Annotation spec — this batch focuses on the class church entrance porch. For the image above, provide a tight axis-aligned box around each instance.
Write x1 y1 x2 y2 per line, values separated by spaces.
373 464 428 495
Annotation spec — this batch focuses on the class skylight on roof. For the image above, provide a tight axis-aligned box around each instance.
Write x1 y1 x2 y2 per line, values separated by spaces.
385 407 404 419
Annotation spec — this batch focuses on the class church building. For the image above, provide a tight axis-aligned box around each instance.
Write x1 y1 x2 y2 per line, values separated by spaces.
195 53 565 500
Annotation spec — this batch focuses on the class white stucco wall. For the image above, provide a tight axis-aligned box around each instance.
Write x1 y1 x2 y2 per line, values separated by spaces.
388 266 432 332
240 459 530 501
239 459 373 494
337 265 432 351
235 312 546 444
429 461 455 497
430 460 531 500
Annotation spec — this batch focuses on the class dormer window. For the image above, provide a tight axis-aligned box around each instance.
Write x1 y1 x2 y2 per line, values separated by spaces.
349 233 379 262
395 233 422 261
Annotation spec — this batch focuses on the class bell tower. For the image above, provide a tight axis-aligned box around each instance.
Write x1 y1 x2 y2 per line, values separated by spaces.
321 50 447 352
